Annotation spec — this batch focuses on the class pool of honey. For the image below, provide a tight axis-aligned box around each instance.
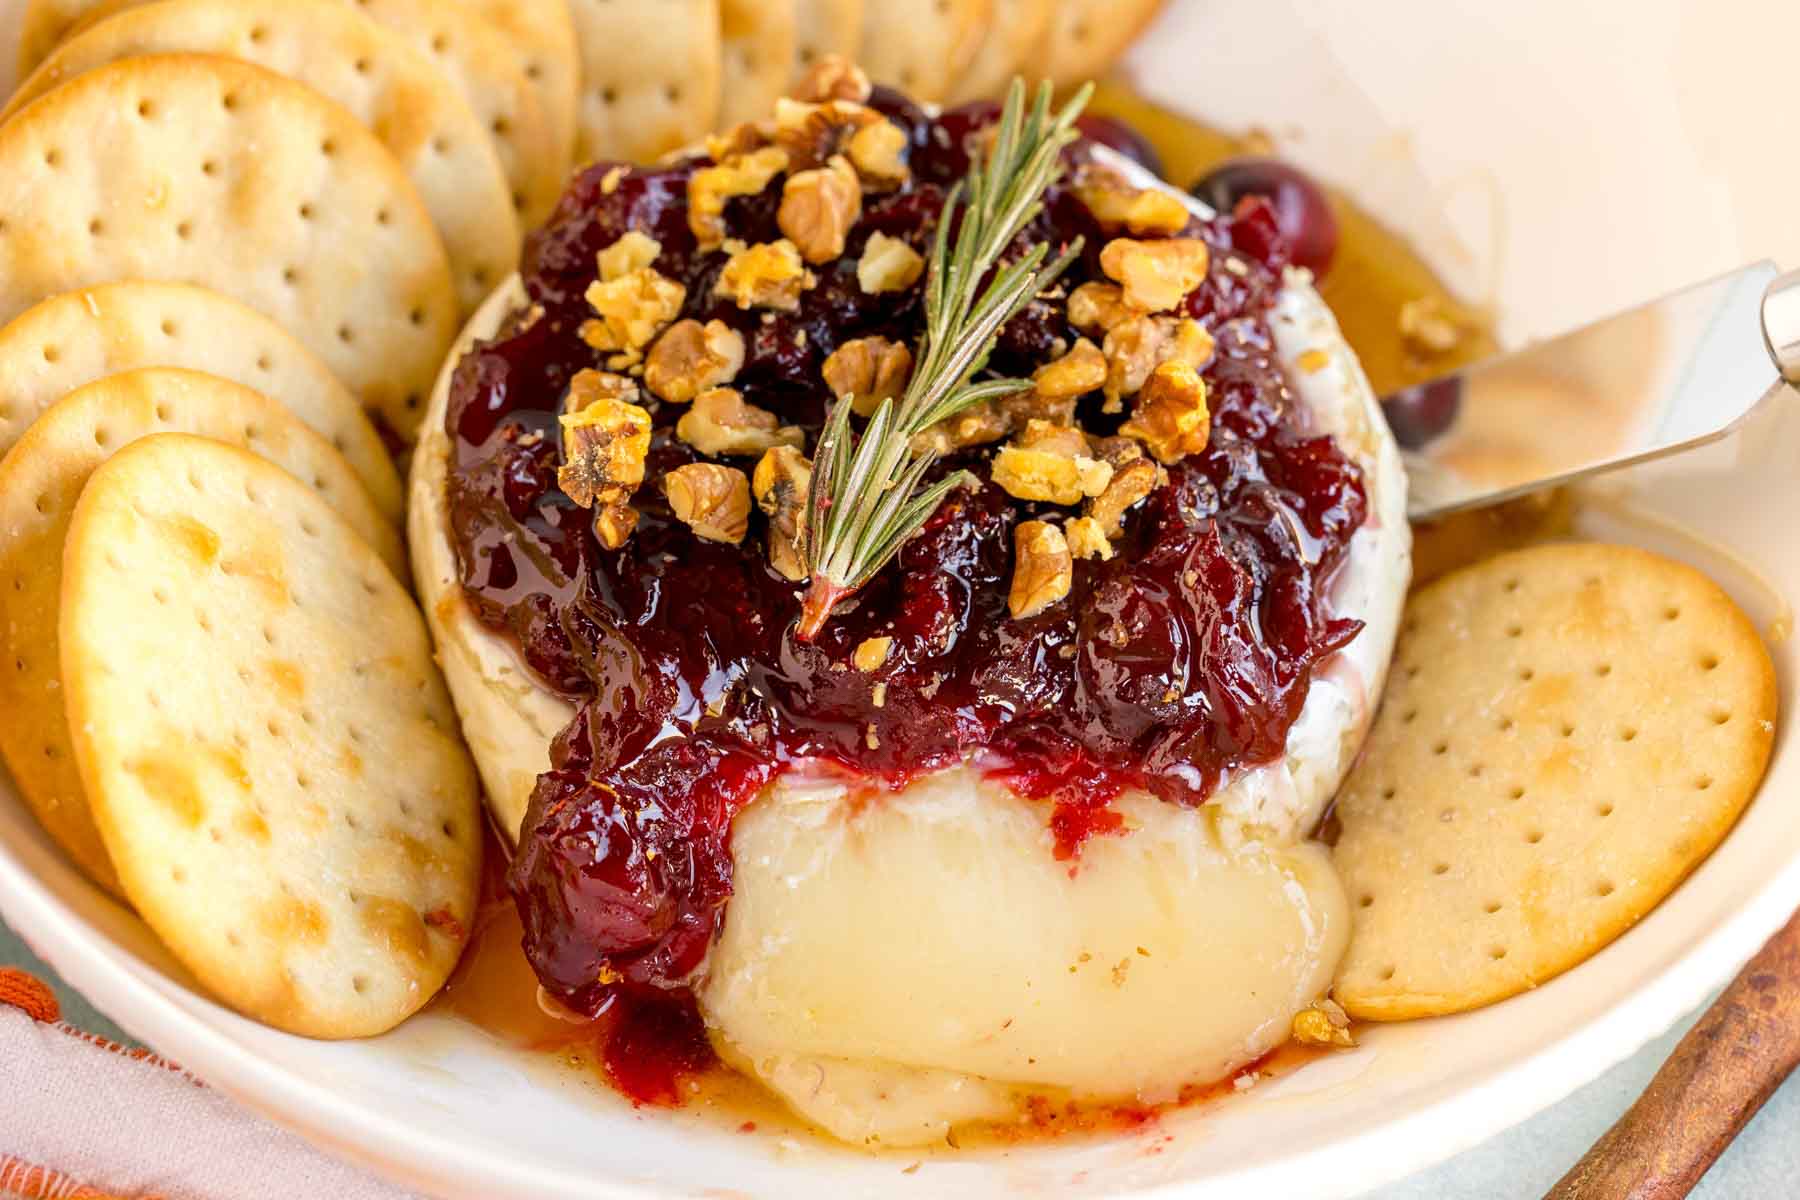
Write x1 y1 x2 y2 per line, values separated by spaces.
434 88 1517 1150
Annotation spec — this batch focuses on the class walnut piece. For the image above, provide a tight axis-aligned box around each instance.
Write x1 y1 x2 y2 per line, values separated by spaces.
688 146 789 245
1099 236 1210 312
593 503 639 550
846 118 910 189
910 398 1009 455
582 236 686 354
822 335 912 417
663 462 751 543
704 121 769 162
1064 516 1114 561
677 387 805 456
557 371 652 547
1086 457 1160 538
857 231 924 294
1031 337 1107 402
1121 360 1211 464
852 635 892 672
1102 314 1214 409
644 318 745 404
792 54 872 103
1398 296 1462 355
714 239 814 311
1072 165 1191 236
772 96 882 173
752 444 812 581
990 420 1113 505
1008 520 1072 619
562 368 639 414
779 155 863 264
1067 281 1140 335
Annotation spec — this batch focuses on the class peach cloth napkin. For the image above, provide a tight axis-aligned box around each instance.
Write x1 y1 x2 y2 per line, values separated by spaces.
0 968 420 1200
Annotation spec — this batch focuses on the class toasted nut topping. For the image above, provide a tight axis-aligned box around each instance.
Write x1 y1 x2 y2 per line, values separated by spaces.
857 231 925 294
1009 520 1072 619
1067 281 1141 335
562 368 640 415
1102 314 1214 409
714 239 815 311
664 462 752 543
846 118 910 189
779 155 863 264
704 121 770 162
1099 236 1210 312
822 335 912 416
1398 296 1462 355
991 420 1113 505
752 444 812 580
582 238 686 354
852 635 892 671
792 54 872 104
645 318 745 404
1292 999 1356 1048
1064 516 1114 561
1073 165 1191 236
1091 434 1145 467
910 398 1009 455
1086 457 1160 538
593 503 640 550
677 387 805 456
772 96 881 172
688 146 790 245
557 371 652 541
1031 337 1107 401
1121 360 1211 464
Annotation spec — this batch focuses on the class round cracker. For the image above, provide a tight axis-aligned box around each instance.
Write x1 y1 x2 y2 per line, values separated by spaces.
946 0 1051 104
1332 542 1778 1021
857 0 991 103
9 0 522 317
0 282 402 523
568 0 721 166
60 432 481 1037
0 53 457 443
1041 0 1165 89
718 0 796 128
0 368 406 899
457 0 580 167
792 0 862 79
16 0 94 79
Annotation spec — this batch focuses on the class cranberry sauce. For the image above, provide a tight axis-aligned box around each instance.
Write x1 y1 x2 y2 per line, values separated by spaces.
444 98 1368 1089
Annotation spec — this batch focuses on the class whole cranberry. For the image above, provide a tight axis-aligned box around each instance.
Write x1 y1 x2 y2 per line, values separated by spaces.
1192 157 1338 277
1075 114 1166 179
1380 376 1463 449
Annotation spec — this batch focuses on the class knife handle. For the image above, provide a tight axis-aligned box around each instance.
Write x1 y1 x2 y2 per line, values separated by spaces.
1765 269 1800 384
1544 906 1800 1200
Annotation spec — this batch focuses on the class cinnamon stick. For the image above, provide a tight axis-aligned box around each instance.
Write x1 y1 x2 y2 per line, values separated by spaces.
1546 906 1800 1199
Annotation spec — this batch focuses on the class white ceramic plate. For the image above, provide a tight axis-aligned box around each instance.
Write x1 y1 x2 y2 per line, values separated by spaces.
2 0 1796 1196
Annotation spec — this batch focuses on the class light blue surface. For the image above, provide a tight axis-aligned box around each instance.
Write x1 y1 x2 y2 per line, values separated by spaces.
3 916 1796 1197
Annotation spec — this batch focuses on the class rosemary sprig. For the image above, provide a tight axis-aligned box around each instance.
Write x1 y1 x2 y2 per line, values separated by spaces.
796 78 1092 640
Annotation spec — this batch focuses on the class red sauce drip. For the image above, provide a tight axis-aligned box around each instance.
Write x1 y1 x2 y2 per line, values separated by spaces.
443 94 1367 1044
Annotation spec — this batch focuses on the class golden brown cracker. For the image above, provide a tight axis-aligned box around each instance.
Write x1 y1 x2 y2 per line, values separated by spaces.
857 0 990 102
718 0 796 128
0 54 458 442
1333 543 1778 1020
792 0 861 79
60 433 481 1036
1042 0 1163 89
0 282 401 523
568 0 721 165
0 369 404 898
7 0 520 317
456 0 581 167
947 0 1051 103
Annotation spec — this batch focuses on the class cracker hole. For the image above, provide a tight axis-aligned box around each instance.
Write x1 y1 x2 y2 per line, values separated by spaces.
1518 667 1535 682
1594 663 1612 678
1597 802 1615 818
1695 775 1714 791
236 666 252 684
601 86 618 104
298 202 315 221
248 24 267 43
41 344 59 364
266 718 283 738
152 587 169 605
1379 785 1396 801
137 98 155 119
171 866 187 884
491 116 511 138
300 517 320 539
1432 862 1449 876
1525 829 1544 844
409 306 426 327
1503 577 1520 593
1621 727 1638 742
44 147 61 167
261 624 276 646
320 137 336 158
1488 946 1507 961
1483 901 1502 914
226 931 242 948
1498 716 1515 732
301 708 317 727
1400 708 1417 725
296 770 312 790
1467 764 1484 779
1700 653 1720 672
345 812 361 831
431 136 450 157
1431 740 1448 756
176 221 193 240
665 84 682 103
337 324 355 345
354 57 371 75
431 33 449 53
195 610 213 633
256 353 273 373
154 402 172 422
221 92 239 112
88 217 104 236
1710 710 1731 726
1663 606 1680 621
441 820 456 839
352 975 368 994
1378 966 1395 982
282 266 300 286
1560 722 1574 738
93 427 109 448
1595 880 1616 898
1357 893 1373 908
209 826 223 843
1505 623 1522 638
526 62 542 80
375 208 391 227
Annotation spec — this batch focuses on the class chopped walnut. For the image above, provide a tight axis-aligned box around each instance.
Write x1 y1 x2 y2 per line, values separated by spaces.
688 146 789 246
1291 999 1355 1048
562 368 639 415
822 335 912 417
857 231 924 294
910 399 1009 455
1091 435 1145 467
704 121 770 162
1102 314 1214 409
779 155 863 264
677 387 805 457
1067 281 1141 335
644 319 744 404
791 54 871 104
772 96 882 173
1121 360 1211 464
1072 165 1191 236
846 118 910 189
663 462 751 543
1398 296 1462 355
1008 520 1072 619
991 421 1113 505
752 444 812 581
1099 236 1211 312
1031 337 1107 401
852 635 892 672
557 372 652 547
1086 457 1160 539
714 239 814 311
1064 516 1114 561
582 238 686 355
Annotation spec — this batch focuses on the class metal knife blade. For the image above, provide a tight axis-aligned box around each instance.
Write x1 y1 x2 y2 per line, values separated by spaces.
1385 261 1799 520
